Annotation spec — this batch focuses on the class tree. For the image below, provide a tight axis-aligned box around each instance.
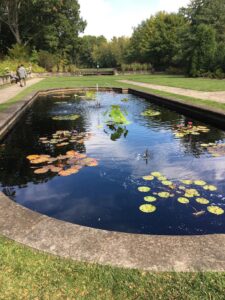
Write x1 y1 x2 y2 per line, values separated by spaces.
0 0 22 44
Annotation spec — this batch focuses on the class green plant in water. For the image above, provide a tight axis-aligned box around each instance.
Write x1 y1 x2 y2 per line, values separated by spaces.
106 105 130 125
85 91 96 100
141 109 161 117
52 114 80 121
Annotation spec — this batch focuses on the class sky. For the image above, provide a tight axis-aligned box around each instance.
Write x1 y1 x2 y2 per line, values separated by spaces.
79 0 190 40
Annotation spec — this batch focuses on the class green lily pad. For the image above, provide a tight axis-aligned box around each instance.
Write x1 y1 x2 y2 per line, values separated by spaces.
203 185 217 191
141 109 161 117
207 206 224 215
151 172 162 177
139 204 157 213
144 196 157 202
162 180 173 186
138 186 151 193
178 197 190 204
142 175 154 181
158 192 170 198
196 198 210 205
52 114 80 121
194 180 206 186
158 176 167 181
180 180 193 185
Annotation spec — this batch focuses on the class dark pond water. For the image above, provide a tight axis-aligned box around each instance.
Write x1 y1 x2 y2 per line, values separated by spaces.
0 91 225 235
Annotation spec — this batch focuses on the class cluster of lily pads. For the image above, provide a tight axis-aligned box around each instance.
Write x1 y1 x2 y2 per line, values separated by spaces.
74 91 96 100
137 172 224 216
200 142 225 157
39 130 92 148
106 105 130 125
173 123 210 138
26 150 98 177
141 109 161 117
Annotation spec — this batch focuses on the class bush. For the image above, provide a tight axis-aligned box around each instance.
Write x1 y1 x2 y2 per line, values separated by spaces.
37 51 58 72
0 59 45 76
121 63 152 73
8 44 30 60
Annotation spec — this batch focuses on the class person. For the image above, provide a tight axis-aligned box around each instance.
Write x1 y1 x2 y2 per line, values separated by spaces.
17 64 27 87
10 71 20 84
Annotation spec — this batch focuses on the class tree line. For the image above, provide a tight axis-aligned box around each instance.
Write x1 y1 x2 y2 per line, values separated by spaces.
0 0 225 77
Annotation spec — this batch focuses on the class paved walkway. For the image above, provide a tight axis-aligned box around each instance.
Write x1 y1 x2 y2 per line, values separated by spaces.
0 78 44 105
119 80 225 103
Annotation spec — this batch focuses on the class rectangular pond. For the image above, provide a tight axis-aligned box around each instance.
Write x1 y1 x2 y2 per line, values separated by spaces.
0 90 225 235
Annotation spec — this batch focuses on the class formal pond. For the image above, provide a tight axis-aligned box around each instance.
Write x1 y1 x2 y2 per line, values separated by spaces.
0 91 225 235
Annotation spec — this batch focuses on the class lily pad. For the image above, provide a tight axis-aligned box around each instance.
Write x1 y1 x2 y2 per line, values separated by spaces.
34 167 49 174
162 180 173 186
180 180 193 185
207 206 224 215
151 172 162 177
158 192 170 198
203 185 217 191
196 198 210 205
139 204 157 213
138 186 151 193
178 197 190 204
141 109 161 117
144 196 157 202
52 114 80 121
142 175 154 181
194 180 206 186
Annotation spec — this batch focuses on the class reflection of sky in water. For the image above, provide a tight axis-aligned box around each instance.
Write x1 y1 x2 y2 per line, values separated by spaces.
1 92 225 235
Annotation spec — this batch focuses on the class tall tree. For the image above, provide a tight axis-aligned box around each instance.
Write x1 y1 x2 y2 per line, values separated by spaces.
0 0 22 44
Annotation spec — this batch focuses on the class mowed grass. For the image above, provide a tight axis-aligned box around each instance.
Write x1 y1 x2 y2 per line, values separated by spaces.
125 74 225 91
1 75 225 112
0 236 225 300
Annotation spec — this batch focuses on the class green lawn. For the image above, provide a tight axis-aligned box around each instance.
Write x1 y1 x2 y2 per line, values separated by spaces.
0 236 224 299
125 74 225 91
1 75 225 113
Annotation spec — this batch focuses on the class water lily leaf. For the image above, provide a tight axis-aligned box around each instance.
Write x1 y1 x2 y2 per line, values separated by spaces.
26 155 40 161
142 175 154 181
162 180 173 186
121 98 129 102
141 109 161 117
56 142 69 147
158 176 167 181
203 185 217 191
151 172 162 177
179 186 186 190
196 198 210 205
144 196 157 202
178 197 190 204
139 204 157 213
194 180 206 186
52 114 80 121
184 189 200 198
200 144 209 147
34 167 49 174
180 180 193 185
207 206 224 215
175 133 185 138
49 166 63 173
158 192 170 198
138 186 151 192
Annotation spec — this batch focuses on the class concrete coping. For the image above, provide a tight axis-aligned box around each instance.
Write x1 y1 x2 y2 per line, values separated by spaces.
0 87 225 271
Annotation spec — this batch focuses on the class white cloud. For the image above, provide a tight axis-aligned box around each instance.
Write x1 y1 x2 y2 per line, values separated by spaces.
79 0 190 40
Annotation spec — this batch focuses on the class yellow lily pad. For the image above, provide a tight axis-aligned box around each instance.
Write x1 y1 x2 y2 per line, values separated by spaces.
194 180 206 186
162 180 173 186
139 204 157 213
180 180 193 185
203 185 217 191
158 192 170 198
158 176 167 181
138 186 151 193
144 196 157 202
178 197 190 204
196 198 210 205
142 175 154 181
151 172 162 177
207 206 224 215
175 133 185 138
184 189 200 198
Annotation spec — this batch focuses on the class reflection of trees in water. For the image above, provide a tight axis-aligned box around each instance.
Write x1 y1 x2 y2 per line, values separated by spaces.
105 124 129 141
0 95 88 189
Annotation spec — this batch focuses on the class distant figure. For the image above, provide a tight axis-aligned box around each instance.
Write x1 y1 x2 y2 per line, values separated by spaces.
10 71 19 84
17 64 27 87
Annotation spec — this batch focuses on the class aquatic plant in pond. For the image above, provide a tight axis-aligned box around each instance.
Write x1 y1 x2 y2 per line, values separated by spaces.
200 143 225 157
137 172 224 217
52 114 80 121
106 105 130 125
173 123 210 138
141 109 161 117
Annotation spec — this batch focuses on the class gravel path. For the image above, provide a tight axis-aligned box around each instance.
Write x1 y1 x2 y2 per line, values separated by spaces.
119 80 225 103
0 78 44 105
